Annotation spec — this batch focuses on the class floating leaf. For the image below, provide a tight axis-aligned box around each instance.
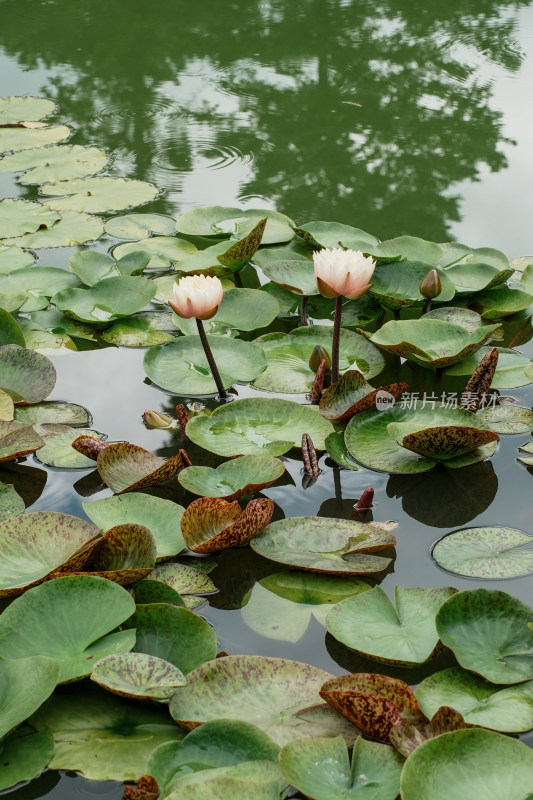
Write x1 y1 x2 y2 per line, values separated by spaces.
123 603 217 674
216 217 267 271
104 213 176 239
476 286 533 320
172 288 280 334
113 236 197 269
41 177 158 213
432 526 533 579
326 586 457 665
175 240 237 275
34 425 106 468
0 482 24 521
279 735 403 800
0 144 107 183
445 346 533 389
14 401 89 427
370 262 454 310
30 683 185 781
79 522 157 585
0 726 54 791
186 398 334 456
91 652 186 700
443 261 513 294
169 655 358 746
251 517 395 575
0 310 25 347
415 667 533 732
324 431 359 470
400 728 533 800
0 96 56 124
258 259 318 296
0 198 60 239
319 371 407 422
436 589 533 684
144 335 266 395
134 579 186 607
178 455 285 500
0 656 60 740
96 442 189 494
0 575 136 681
0 125 70 153
0 244 35 273
143 561 217 608
0 420 45 462
83 493 185 560
101 315 175 347
2 210 104 248
53 275 156 324
424 306 486 330
0 389 14 421
163 762 281 800
477 404 533 434
69 249 151 287
176 206 294 245
181 497 274 553
294 221 379 252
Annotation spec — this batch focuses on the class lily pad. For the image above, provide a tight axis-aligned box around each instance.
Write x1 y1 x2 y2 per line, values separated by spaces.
0 389 14 421
251 517 395 575
144 561 217 608
0 125 70 153
252 326 384 394
476 286 533 320
294 221 380 253
169 655 358 746
53 275 156 324
79 522 157 585
0 310 25 347
477 404 533 433
436 588 533 684
186 398 334 456
176 206 294 245
113 236 197 269
279 735 403 800
415 667 533 732
0 244 35 273
163 761 281 800
101 314 175 347
424 306 486 331
0 198 60 239
178 455 285 500
326 585 457 665
0 96 56 124
96 442 189 494
30 683 185 781
443 261 513 294
0 144 108 183
0 655 60 739
123 603 217 674
104 213 176 239
241 573 371 642
175 240 237 275
258 259 319 295
14 401 90 426
445 346 533 388
144 335 266 395
0 420 45 462
181 497 274 553
324 431 359 470
91 652 186 700
319 371 407 421
400 728 533 800
0 482 24 521
0 510 100 596
134 580 186 607
33 425 105 468
2 210 104 248
69 250 151 286
0 726 54 791
83 493 185 560
41 177 158 213
176 288 280 334
370 262 454 310
432 526 533 579
0 575 136 681
368 319 500 368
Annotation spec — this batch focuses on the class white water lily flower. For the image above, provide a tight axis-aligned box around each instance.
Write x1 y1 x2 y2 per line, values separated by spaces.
169 274 224 320
313 247 376 299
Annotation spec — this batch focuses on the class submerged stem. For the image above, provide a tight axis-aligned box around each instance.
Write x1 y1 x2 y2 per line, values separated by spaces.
196 318 228 400
331 295 343 383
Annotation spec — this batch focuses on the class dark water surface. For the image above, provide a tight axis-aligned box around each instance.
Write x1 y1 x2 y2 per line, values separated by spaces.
1 0 533 796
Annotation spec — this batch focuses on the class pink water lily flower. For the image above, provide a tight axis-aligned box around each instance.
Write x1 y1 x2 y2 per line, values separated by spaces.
169 274 224 320
313 247 376 299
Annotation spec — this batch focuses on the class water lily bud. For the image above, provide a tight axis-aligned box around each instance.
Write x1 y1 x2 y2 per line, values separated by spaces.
419 269 442 300
169 274 223 320
187 401 211 417
143 409 174 429
309 344 331 373
313 247 375 299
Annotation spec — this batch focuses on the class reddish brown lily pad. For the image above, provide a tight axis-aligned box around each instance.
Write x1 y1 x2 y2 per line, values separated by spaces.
181 497 274 553
389 706 468 758
79 523 157 585
397 425 499 460
319 371 407 422
0 420 45 462
96 443 190 494
72 435 112 460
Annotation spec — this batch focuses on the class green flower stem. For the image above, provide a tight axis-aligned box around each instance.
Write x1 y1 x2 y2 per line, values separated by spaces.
331 295 343 383
300 294 309 326
196 318 228 399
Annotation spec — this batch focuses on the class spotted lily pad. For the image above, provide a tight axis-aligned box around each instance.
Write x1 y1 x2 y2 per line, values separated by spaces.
319 371 407 421
0 575 136 681
96 442 189 494
0 420 45 462
91 652 186 700
0 656 60 740
144 335 267 395
251 517 396 575
279 735 403 800
14 401 90 427
113 236 197 269
432 526 533 579
41 177 158 213
104 213 176 239
143 562 217 608
123 603 217 674
78 523 157 585
368 319 500 368
83 493 185 560
34 425 105 468
163 762 281 800
345 404 498 474
326 586 457 665
178 455 285 500
170 655 358 746
2 211 104 249
400 728 533 800
0 125 70 154
415 667 533 732
0 726 55 791
30 683 185 781
436 589 533 684
0 510 101 597
477 404 533 434
0 144 108 183
0 482 24 521
181 497 274 553
0 389 14 421
187 398 334 457
53 276 156 324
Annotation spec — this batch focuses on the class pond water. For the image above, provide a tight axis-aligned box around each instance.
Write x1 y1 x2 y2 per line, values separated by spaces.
1 0 533 796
